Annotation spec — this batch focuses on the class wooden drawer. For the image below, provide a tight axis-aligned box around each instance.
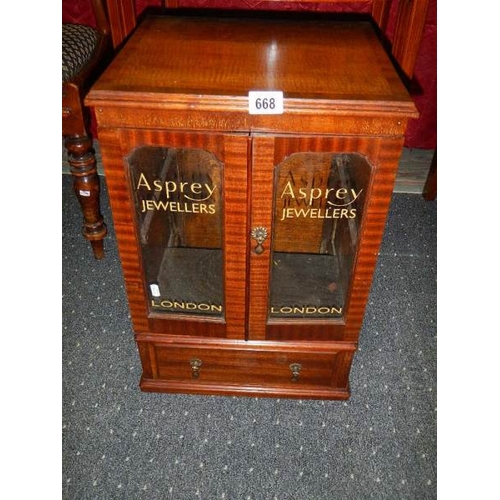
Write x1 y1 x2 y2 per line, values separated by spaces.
137 338 355 399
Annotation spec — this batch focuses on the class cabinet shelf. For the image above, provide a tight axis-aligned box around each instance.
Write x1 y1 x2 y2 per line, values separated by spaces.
151 247 223 317
270 253 345 319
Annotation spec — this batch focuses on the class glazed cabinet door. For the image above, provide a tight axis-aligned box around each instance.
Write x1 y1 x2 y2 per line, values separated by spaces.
99 129 249 339
248 135 377 342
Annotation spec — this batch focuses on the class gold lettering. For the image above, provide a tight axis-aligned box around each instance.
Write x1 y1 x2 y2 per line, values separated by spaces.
298 187 308 200
164 181 177 198
137 175 217 203
326 188 363 207
309 187 322 204
279 206 359 219
155 200 169 210
136 173 152 190
207 184 217 199
336 188 348 200
324 187 335 199
280 181 363 208
150 298 223 313
317 307 331 314
270 305 343 315
139 198 217 214
179 182 216 202
280 208 290 221
281 181 296 199
190 182 202 195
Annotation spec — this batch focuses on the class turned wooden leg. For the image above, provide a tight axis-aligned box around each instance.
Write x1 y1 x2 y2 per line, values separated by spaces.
65 134 107 259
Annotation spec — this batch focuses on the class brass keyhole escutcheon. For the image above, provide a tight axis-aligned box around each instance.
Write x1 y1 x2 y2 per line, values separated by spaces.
251 227 268 255
190 358 202 379
289 363 302 382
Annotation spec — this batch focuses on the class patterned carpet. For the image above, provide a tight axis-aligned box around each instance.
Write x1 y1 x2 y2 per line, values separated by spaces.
62 173 436 499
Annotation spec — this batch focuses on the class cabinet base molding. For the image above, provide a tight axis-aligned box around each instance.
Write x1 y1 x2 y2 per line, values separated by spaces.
137 336 355 400
140 377 350 400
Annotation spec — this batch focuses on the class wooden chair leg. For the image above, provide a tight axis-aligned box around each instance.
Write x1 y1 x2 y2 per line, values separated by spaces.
65 134 107 259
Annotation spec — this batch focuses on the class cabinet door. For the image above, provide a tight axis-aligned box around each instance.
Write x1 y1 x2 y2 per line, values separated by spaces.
102 129 249 339
248 135 375 341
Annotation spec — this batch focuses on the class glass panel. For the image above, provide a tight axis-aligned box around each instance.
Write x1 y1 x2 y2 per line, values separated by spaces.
269 153 370 320
127 146 224 317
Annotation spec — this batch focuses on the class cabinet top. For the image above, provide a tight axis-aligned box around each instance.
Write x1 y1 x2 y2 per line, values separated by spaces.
87 15 417 117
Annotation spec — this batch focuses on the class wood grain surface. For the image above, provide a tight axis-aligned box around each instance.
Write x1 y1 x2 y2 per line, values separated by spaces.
88 14 416 398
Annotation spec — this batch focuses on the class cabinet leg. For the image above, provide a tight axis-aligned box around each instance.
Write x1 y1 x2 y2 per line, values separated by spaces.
65 134 107 259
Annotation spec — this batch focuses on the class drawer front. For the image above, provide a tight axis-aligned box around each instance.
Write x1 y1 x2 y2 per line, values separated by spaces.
138 340 355 399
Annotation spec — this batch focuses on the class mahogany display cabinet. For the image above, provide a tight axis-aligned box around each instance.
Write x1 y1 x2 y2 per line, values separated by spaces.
86 13 418 399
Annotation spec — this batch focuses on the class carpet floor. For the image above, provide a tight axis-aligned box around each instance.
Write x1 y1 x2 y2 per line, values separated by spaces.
62 174 437 500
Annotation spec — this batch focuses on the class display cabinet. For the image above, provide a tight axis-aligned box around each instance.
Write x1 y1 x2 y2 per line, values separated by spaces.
86 13 418 399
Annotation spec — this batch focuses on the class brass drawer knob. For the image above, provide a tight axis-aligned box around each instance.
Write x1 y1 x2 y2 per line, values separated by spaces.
250 227 268 255
289 363 302 382
190 358 202 379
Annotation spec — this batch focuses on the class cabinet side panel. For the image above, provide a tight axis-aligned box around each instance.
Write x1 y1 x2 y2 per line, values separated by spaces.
97 129 150 332
343 135 406 341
